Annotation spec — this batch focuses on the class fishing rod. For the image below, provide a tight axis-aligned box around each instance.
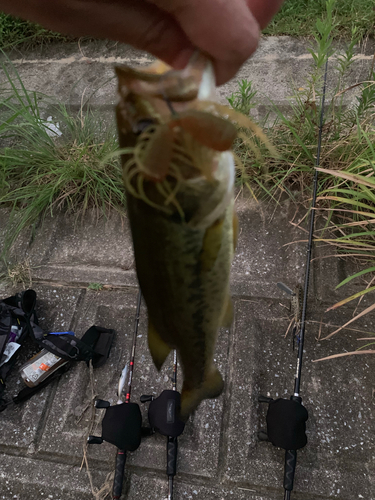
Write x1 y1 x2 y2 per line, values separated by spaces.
283 57 329 500
141 349 185 500
88 290 143 499
167 350 178 500
112 290 142 499
259 59 329 499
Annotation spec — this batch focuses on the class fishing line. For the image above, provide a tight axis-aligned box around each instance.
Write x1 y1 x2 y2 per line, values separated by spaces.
163 93 178 117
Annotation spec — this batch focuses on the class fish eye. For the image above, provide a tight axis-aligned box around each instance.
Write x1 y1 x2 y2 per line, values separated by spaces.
133 119 156 135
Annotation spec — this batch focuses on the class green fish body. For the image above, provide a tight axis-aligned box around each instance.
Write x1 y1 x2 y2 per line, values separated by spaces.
116 57 237 418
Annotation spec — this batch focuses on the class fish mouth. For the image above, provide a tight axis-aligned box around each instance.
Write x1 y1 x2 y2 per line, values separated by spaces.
116 52 235 217
116 51 216 106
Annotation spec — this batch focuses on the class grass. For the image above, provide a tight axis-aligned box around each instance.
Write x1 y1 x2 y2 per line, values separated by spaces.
230 0 375 201
87 283 104 291
0 13 69 49
264 0 375 38
0 0 374 49
0 62 126 256
0 259 32 288
0 0 374 341
229 0 375 341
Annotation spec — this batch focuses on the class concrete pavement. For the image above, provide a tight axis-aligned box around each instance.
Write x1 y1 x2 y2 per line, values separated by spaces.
0 197 374 500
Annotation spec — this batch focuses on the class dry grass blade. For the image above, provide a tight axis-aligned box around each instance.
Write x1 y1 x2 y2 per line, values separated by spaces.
326 286 375 311
321 302 375 340
334 80 375 98
313 350 375 362
353 275 375 316
315 167 375 188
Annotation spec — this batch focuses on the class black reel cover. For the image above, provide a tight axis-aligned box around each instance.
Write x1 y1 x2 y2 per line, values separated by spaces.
148 390 185 438
101 402 142 451
266 398 308 450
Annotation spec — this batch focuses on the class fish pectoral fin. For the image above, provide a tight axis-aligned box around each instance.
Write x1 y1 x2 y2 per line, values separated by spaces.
222 295 234 328
148 321 171 371
201 217 224 272
180 367 224 420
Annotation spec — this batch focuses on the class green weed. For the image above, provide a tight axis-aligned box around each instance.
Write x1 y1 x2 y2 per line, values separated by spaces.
87 283 104 291
0 13 69 49
227 80 258 116
264 0 375 38
229 0 375 338
230 0 375 200
0 62 125 256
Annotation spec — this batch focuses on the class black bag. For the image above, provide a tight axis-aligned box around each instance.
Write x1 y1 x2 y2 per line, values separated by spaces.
0 289 115 410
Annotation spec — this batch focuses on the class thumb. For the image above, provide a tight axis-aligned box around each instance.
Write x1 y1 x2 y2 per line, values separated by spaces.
150 0 260 84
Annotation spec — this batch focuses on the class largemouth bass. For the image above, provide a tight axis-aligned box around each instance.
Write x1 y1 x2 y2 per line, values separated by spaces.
116 55 238 419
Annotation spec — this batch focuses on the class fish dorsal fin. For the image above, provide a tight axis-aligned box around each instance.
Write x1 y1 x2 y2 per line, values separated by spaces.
148 320 171 371
200 217 224 272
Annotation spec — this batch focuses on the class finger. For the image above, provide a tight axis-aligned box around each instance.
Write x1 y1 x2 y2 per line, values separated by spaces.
149 0 260 85
0 0 194 67
246 0 285 29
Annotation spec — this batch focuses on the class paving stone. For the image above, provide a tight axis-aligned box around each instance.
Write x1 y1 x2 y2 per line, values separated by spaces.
30 210 133 269
2 38 374 115
0 453 107 500
35 288 138 462
36 287 232 480
224 298 375 499
28 210 137 286
127 471 283 500
231 198 306 299
0 209 33 271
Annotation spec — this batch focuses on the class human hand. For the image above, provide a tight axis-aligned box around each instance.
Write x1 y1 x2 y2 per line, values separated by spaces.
0 0 284 84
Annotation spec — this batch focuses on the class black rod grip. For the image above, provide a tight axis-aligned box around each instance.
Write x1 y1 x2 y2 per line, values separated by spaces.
167 437 178 477
112 449 127 499
283 449 297 492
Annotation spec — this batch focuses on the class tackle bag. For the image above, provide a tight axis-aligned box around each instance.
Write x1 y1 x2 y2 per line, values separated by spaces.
0 289 115 410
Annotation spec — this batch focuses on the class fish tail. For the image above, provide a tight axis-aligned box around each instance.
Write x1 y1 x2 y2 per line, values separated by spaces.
180 366 224 420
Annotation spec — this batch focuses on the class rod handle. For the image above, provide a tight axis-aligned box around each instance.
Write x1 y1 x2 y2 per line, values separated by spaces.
167 436 178 477
112 449 127 499
283 449 297 492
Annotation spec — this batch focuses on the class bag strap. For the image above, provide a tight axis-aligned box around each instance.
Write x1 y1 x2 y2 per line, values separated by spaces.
38 326 115 365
